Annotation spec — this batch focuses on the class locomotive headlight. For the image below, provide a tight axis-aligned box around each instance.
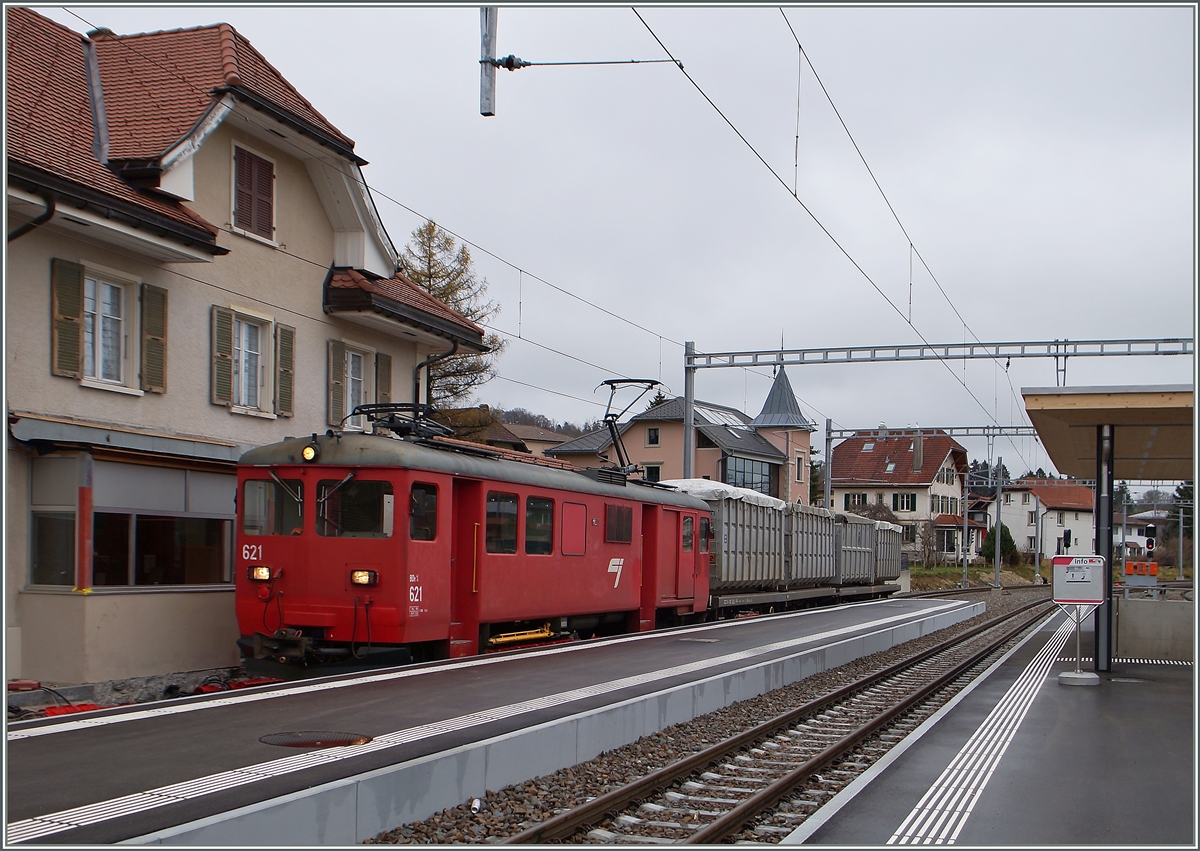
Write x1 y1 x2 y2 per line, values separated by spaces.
301 443 319 462
248 565 272 581
350 569 378 586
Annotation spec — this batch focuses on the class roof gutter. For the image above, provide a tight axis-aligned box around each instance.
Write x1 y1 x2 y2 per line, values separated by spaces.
7 190 55 242
7 162 228 255
216 86 367 166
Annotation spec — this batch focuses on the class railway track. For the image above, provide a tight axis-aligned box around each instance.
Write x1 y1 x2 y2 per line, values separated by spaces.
503 597 1054 845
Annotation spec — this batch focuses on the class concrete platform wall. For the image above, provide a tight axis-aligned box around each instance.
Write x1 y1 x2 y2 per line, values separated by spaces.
129 602 981 845
1116 597 1194 661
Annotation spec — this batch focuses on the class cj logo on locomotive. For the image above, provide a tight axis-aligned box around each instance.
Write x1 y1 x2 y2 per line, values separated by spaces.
608 558 624 588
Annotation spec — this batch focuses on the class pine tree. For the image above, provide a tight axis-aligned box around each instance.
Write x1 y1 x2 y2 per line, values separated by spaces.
399 221 507 406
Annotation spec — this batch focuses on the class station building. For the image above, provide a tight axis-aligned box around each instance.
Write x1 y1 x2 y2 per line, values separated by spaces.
5 8 484 684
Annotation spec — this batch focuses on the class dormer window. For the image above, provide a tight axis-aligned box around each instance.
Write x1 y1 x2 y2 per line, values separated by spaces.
233 145 275 241
862 442 875 452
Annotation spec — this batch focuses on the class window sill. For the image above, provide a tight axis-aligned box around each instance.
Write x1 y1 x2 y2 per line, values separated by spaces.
21 584 234 595
230 405 277 420
231 227 280 248
80 379 144 397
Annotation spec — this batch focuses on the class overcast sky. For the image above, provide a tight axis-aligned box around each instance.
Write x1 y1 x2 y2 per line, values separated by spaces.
35 4 1197 480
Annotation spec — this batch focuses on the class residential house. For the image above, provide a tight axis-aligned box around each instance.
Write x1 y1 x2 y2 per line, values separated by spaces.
992 478 1095 563
5 9 484 684
505 424 574 457
547 368 817 503
829 428 976 562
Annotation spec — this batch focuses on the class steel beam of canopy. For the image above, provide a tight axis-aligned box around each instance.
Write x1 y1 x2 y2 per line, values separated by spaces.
685 337 1193 369
826 425 1039 439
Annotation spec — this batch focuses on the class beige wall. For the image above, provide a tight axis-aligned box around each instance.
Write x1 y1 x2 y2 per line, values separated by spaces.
5 115 436 685
17 589 240 683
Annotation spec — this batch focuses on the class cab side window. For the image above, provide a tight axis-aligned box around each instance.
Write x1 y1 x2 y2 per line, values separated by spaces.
410 483 437 541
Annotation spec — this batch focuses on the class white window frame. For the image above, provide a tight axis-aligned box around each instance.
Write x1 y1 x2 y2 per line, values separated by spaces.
228 305 276 419
795 453 805 483
342 341 376 431
230 141 279 247
80 263 142 396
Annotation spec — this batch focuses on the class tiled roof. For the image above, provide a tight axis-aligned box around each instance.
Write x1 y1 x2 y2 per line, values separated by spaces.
505 424 573 443
1007 478 1094 511
326 268 485 341
5 7 219 239
547 427 622 456
91 21 353 159
933 513 986 528
633 397 785 461
831 431 967 486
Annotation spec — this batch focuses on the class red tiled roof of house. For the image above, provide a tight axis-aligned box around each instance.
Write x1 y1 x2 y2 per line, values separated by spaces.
831 432 967 486
327 268 484 338
933 513 986 528
91 21 353 159
5 7 218 237
1009 478 1094 512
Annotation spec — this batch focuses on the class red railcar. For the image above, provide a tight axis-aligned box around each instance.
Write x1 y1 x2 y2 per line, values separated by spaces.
235 429 711 666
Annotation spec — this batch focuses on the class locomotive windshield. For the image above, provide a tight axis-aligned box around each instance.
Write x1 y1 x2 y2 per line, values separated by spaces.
317 479 394 538
242 478 302 536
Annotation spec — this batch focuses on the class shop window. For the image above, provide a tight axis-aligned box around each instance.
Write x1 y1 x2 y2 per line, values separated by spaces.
525 496 554 555
89 514 232 586
30 511 74 586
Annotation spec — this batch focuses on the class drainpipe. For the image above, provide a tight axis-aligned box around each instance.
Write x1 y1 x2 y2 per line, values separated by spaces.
7 192 56 242
413 340 459 407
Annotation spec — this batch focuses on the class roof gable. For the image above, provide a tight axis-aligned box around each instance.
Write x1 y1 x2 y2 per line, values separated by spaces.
831 431 967 486
91 22 353 162
5 7 220 243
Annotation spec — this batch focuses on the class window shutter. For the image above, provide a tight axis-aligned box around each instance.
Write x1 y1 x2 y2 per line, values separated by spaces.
234 147 254 233
275 323 295 417
211 306 234 405
327 338 345 426
892 493 898 511
140 283 168 393
50 258 84 378
253 154 274 240
375 352 391 404
843 493 850 511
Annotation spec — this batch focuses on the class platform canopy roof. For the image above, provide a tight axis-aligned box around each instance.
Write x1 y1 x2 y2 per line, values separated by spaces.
1021 385 1194 481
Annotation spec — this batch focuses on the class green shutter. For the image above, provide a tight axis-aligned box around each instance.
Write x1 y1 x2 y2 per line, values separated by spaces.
844 493 850 511
51 258 84 378
327 338 345 426
375 352 391 404
140 284 168 393
211 306 234 405
275 323 295 417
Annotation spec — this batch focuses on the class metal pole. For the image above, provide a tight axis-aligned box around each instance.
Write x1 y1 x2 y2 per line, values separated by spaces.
1033 495 1042 584
961 471 969 588
1095 424 1114 672
479 7 498 116
823 418 833 510
993 456 1003 587
683 341 695 479
1180 503 1186 581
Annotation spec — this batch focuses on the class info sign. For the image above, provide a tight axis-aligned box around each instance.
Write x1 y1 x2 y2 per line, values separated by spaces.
1052 555 1106 605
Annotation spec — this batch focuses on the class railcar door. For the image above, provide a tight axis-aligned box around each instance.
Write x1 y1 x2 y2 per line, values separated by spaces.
449 479 483 657
658 509 680 599
677 514 696 599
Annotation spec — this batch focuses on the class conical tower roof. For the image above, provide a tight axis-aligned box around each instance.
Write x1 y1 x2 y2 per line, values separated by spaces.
751 367 817 430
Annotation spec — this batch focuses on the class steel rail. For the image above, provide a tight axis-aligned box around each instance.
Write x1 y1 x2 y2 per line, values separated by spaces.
502 598 1052 844
683 602 1054 843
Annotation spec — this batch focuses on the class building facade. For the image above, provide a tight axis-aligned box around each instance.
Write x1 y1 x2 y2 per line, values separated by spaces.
547 369 817 504
992 478 1095 564
829 429 975 563
5 9 484 683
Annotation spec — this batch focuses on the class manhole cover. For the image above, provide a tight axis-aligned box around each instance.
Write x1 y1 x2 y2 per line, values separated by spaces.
260 731 372 748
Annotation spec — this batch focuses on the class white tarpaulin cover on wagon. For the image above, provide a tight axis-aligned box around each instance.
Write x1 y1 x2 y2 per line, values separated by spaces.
659 479 788 510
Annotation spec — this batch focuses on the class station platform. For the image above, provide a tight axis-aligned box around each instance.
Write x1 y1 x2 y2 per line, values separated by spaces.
5 597 978 845
786 607 1195 846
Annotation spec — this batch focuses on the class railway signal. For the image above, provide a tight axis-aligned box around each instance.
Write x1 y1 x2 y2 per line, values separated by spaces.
1145 523 1156 554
